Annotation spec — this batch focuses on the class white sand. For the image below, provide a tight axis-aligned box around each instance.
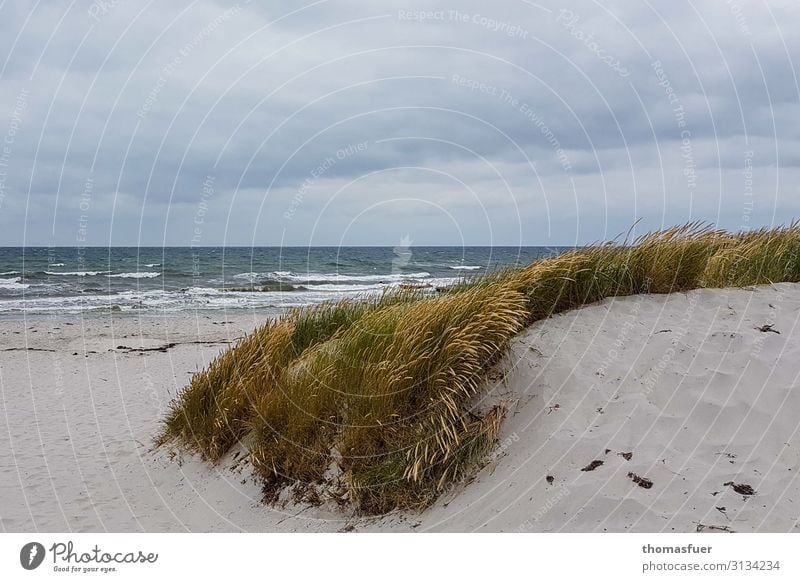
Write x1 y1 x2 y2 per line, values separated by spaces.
2 283 800 532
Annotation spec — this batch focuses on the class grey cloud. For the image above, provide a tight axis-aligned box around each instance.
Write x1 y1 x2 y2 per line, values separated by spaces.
0 0 797 245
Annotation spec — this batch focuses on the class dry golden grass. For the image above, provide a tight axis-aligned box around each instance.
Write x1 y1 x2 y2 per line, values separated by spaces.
244 282 527 512
156 289 423 461
704 222 800 287
158 223 800 514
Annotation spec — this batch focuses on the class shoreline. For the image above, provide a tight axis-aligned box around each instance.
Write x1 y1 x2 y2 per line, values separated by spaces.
0 245 561 318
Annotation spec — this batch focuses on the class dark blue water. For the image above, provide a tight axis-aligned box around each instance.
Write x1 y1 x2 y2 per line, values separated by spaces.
0 246 567 315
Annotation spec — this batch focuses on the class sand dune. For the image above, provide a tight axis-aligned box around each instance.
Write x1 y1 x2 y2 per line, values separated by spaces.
402 283 800 532
2 283 799 532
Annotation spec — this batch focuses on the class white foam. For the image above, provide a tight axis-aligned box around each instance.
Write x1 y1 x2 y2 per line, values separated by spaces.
0 274 461 314
0 276 30 290
302 283 386 293
183 286 223 295
274 271 432 283
45 270 109 276
449 265 482 271
233 270 433 284
108 272 161 279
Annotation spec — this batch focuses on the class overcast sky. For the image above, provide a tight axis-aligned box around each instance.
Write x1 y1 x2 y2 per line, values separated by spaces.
0 0 797 246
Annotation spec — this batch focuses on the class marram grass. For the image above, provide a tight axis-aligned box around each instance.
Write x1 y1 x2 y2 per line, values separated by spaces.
158 223 800 514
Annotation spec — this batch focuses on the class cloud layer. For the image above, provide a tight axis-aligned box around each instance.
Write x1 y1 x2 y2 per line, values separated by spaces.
0 0 797 245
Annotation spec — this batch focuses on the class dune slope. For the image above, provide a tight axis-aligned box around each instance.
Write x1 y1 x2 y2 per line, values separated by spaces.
396 283 800 532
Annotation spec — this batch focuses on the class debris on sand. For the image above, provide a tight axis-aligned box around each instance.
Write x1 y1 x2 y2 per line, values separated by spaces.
627 472 653 489
757 324 780 334
581 460 604 472
696 523 734 533
723 481 755 496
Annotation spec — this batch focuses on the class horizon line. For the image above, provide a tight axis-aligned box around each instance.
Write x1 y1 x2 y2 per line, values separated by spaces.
0 244 577 249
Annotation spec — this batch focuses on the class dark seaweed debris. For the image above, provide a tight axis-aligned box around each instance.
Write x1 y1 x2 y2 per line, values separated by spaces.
628 472 653 489
724 481 755 496
581 460 604 472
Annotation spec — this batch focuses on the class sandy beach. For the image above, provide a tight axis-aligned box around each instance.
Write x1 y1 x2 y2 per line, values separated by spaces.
2 283 800 532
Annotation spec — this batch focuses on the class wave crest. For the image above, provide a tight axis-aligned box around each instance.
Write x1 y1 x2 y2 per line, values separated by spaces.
109 272 161 279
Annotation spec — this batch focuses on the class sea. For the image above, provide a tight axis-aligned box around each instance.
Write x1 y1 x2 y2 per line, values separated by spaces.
0 246 568 316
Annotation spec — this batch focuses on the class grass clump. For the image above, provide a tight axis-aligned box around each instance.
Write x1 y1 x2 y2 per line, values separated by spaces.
157 288 423 461
158 223 800 514
246 282 527 512
704 223 800 287
509 224 734 321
